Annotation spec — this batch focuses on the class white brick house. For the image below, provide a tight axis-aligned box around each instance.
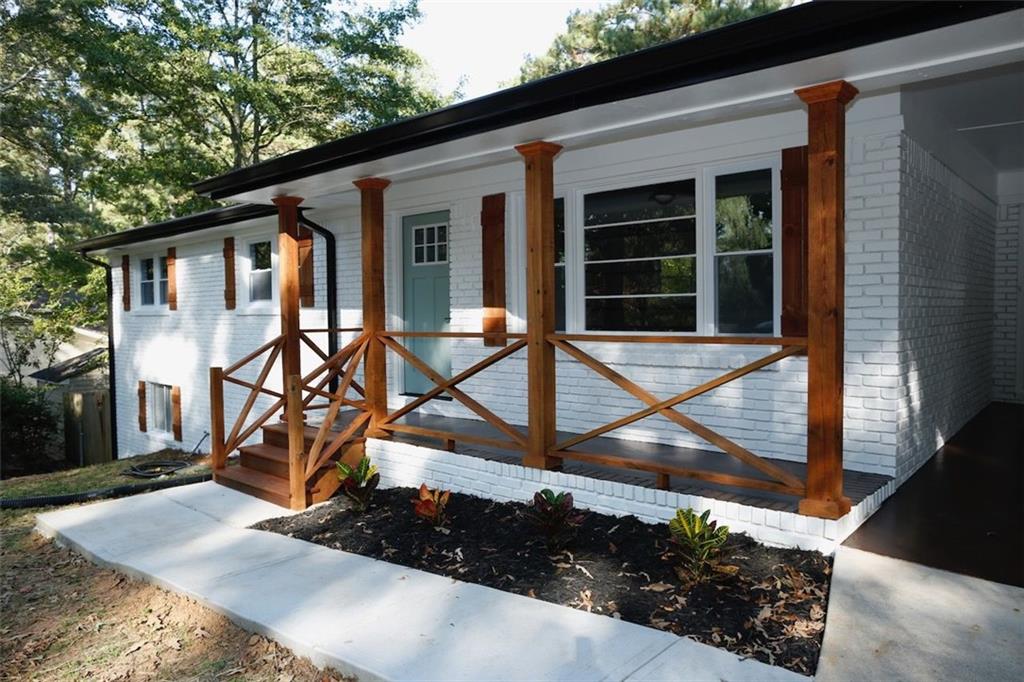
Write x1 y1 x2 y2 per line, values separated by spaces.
78 3 1023 550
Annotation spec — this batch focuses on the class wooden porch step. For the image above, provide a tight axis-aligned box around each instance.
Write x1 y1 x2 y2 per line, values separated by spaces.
239 442 347 479
215 465 291 508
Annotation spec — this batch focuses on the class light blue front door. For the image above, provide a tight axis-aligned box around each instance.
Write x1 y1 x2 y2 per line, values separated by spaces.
402 211 451 395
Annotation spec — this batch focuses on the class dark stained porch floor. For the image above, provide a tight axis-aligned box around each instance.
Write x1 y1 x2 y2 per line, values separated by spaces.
349 411 892 513
843 401 1024 587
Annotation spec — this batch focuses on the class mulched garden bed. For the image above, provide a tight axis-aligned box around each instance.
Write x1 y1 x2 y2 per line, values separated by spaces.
252 487 832 675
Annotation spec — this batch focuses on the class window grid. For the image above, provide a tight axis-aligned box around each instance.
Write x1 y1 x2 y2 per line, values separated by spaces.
412 224 448 265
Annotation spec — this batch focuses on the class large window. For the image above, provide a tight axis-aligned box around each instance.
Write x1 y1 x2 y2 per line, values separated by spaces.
713 169 774 334
148 382 172 433
248 240 273 302
582 179 697 332
139 256 168 306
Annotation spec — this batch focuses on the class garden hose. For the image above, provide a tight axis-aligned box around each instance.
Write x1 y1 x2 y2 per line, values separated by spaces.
121 460 191 479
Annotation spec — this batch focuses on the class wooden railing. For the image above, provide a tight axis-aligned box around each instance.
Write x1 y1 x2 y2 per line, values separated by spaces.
376 331 528 451
547 334 807 496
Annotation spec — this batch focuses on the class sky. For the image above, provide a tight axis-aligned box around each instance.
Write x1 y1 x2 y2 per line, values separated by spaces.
399 0 607 101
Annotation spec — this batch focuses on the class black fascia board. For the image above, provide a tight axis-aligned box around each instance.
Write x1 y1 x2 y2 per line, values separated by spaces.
75 204 279 253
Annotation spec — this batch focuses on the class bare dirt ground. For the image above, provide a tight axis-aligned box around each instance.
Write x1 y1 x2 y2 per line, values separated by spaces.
0 508 349 682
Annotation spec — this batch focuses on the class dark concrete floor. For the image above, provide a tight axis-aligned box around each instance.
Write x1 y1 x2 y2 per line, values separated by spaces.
843 401 1024 587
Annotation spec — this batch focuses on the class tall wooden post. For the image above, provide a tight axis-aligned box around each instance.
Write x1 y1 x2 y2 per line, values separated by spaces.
273 196 306 508
353 178 391 437
796 80 857 519
209 366 225 472
516 141 562 469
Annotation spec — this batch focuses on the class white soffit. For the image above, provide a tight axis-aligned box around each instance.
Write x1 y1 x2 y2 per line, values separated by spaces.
223 10 1024 208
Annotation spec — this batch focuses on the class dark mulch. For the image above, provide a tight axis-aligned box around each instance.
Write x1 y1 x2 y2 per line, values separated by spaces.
252 488 832 675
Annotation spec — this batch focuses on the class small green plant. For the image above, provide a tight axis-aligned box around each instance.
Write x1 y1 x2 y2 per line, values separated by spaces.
668 508 730 582
412 483 451 527
336 456 379 512
524 489 587 551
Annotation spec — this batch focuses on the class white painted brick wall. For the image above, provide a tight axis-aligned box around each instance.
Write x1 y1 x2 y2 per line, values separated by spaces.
894 134 997 481
110 223 330 457
367 437 895 553
993 203 1021 403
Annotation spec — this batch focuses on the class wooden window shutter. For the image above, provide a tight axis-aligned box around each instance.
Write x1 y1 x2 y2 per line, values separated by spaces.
781 145 809 337
298 226 314 307
121 255 131 311
481 193 507 346
171 386 182 441
223 237 236 310
166 247 177 310
137 380 147 432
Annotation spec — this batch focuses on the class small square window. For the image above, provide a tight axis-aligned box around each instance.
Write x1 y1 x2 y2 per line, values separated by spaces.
411 224 448 265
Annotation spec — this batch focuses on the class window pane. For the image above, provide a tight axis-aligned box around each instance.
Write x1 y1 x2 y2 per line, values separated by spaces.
437 244 447 262
414 228 424 245
585 218 695 262
414 246 424 263
584 179 695 226
715 169 772 253
555 264 566 332
159 256 168 279
426 245 435 262
140 258 153 282
159 280 168 305
585 257 695 296
717 253 773 334
250 242 272 270
141 281 154 306
586 296 696 332
425 226 435 244
437 225 446 243
250 269 272 301
554 198 565 264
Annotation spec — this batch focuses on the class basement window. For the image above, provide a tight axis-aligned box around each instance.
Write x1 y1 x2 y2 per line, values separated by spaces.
148 382 173 433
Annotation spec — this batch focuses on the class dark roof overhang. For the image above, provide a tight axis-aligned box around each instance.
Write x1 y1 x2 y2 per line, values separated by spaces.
75 203 278 253
192 1 1019 201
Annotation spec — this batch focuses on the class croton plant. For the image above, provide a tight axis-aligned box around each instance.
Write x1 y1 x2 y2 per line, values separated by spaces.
336 456 380 512
412 483 451 527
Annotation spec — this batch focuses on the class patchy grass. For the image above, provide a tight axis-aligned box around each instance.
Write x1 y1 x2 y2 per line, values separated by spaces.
0 450 211 500
0 506 348 681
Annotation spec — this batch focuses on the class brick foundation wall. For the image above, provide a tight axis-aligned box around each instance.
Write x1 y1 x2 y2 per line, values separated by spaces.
993 202 1022 403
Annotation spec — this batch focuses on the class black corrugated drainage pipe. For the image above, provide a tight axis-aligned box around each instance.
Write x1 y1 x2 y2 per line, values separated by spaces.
80 252 119 461
298 212 339 392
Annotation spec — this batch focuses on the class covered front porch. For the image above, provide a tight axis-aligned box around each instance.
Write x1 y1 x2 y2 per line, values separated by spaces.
204 79 863 523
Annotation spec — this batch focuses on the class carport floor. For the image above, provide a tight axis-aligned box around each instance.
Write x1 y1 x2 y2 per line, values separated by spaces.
843 401 1024 587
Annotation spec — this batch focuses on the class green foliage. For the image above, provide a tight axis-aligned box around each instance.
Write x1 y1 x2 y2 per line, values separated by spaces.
524 488 587 551
668 508 730 581
337 455 380 512
412 483 450 527
1 0 453 343
514 0 788 85
0 378 60 474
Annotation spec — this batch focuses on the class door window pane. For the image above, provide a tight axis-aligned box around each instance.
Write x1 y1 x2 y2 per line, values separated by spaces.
412 224 447 264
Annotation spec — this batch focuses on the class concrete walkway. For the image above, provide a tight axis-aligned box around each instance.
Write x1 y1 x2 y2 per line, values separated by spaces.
36 482 803 682
817 546 1024 681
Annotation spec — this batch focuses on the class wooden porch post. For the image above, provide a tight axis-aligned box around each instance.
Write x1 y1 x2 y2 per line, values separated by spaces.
272 195 307 509
796 80 858 519
353 177 391 437
516 141 563 469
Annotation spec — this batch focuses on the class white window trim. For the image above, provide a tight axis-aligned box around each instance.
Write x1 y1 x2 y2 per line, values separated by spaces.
700 155 782 337
240 235 279 311
135 253 170 313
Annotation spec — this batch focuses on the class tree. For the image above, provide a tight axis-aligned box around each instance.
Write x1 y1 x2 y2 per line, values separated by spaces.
0 0 451 370
514 0 788 85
